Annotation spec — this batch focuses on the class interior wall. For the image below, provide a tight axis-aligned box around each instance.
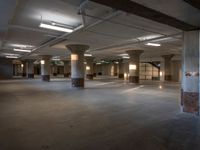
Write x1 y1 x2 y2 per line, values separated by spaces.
0 58 13 79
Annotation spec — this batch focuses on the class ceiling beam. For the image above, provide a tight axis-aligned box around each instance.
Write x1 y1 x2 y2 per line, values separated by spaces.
183 0 200 10
89 0 199 31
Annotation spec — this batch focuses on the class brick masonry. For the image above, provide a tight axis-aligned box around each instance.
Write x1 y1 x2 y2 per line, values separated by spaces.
71 78 84 88
181 89 199 115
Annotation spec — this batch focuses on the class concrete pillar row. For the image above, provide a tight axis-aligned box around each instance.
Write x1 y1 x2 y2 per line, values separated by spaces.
85 57 95 80
66 44 89 88
41 55 51 82
181 30 200 115
27 60 35 78
63 60 71 78
118 59 124 79
126 50 144 83
162 54 174 81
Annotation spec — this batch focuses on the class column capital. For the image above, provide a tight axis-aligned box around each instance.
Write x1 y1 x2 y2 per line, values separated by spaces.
66 44 89 54
126 50 144 57
40 55 52 60
85 56 95 62
162 54 174 60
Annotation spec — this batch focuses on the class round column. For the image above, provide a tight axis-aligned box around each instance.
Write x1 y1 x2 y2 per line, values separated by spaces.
21 60 27 77
41 55 51 82
127 50 144 83
66 44 89 88
63 60 70 78
52 64 57 76
118 59 124 79
162 54 174 81
85 57 95 80
27 60 35 78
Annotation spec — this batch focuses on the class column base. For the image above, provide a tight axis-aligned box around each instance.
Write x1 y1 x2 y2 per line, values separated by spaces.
118 74 124 79
86 74 93 80
42 75 50 82
22 73 26 77
28 74 34 79
129 76 139 83
64 73 70 78
71 78 84 88
164 75 172 81
53 73 57 76
181 89 199 115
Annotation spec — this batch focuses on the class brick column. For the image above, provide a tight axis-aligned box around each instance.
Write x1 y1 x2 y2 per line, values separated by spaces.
41 55 51 82
127 50 143 83
66 44 89 88
85 57 95 80
181 30 200 115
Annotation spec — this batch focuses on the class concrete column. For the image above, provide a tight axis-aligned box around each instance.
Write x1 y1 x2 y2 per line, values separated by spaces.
63 60 70 78
114 63 118 76
160 60 165 81
52 64 58 76
162 54 174 81
118 59 124 79
66 44 89 88
127 50 143 83
181 30 200 115
21 60 27 77
93 63 97 77
27 60 35 78
85 57 95 80
41 55 51 82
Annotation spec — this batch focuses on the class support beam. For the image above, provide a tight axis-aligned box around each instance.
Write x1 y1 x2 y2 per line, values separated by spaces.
184 0 200 10
90 0 198 31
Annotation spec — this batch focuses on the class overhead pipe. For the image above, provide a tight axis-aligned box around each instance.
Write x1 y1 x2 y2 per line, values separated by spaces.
21 1 120 58
89 32 183 52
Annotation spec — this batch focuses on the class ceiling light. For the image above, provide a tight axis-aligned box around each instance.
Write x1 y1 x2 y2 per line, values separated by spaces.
84 54 92 57
39 23 73 33
145 43 161 47
6 56 19 59
96 62 101 65
14 48 31 52
122 56 130 59
11 44 34 48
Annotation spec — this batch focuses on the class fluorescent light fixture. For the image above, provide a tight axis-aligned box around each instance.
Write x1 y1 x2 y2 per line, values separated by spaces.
145 43 161 47
11 44 34 48
96 62 101 65
14 48 31 52
39 23 73 33
84 53 92 57
115 62 119 64
129 64 137 70
84 62 87 64
122 56 130 59
21 64 24 68
6 56 19 59
52 58 60 61
41 60 45 65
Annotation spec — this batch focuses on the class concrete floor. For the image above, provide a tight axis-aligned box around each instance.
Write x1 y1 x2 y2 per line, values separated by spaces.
0 77 200 150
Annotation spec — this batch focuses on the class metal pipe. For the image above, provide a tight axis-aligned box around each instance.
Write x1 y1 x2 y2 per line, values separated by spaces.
21 5 120 58
89 32 183 52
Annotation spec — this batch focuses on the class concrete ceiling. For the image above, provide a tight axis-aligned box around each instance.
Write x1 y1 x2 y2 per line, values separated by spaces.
0 0 199 61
